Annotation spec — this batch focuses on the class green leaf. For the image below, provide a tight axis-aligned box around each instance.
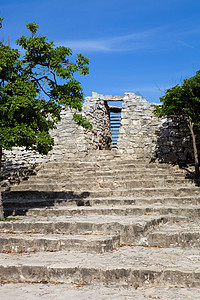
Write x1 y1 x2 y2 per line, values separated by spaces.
0 19 90 155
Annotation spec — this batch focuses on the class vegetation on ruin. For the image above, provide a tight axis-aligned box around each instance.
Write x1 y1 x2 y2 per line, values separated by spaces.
0 18 91 218
0 217 17 221
153 71 200 177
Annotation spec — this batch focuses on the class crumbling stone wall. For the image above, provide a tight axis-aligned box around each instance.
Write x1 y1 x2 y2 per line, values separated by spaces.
154 116 193 165
84 93 111 150
117 93 160 159
114 93 193 164
1 95 111 184
2 91 196 182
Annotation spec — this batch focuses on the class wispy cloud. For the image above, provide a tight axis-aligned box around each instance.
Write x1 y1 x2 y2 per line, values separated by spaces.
105 86 167 95
58 28 160 52
59 37 144 52
57 21 200 53
177 40 194 49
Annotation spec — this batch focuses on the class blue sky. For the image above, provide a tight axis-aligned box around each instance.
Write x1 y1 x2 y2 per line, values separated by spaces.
1 0 200 103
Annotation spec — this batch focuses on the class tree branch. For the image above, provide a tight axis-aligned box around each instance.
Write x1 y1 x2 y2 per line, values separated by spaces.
29 74 51 98
48 68 57 85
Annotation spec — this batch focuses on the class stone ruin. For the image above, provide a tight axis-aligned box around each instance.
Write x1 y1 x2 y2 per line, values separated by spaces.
1 92 200 297
2 92 194 174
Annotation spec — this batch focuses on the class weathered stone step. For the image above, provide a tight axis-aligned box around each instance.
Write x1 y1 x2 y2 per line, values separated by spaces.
0 215 170 244
23 205 200 220
86 195 200 206
3 192 200 211
148 221 200 248
3 192 200 207
7 187 200 198
34 173 183 182
37 168 172 177
0 233 120 254
87 187 200 198
40 159 154 169
1 283 200 300
22 173 191 184
11 178 194 191
83 150 119 159
38 162 171 172
2 190 91 202
4 202 200 219
0 246 199 287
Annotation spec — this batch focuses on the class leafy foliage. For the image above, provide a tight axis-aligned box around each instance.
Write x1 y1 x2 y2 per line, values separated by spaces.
154 71 200 138
0 20 91 155
73 113 93 129
153 71 200 176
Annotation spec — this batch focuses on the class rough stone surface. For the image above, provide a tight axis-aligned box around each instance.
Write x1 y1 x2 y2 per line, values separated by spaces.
117 93 160 159
1 95 111 188
155 116 193 165
1 152 200 297
1 283 200 300
1 92 200 297
1 92 195 189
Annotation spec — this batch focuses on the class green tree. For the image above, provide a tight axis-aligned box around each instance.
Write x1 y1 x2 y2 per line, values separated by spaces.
153 71 200 177
0 19 91 218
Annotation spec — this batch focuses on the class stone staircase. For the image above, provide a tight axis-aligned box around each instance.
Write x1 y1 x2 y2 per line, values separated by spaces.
0 150 200 297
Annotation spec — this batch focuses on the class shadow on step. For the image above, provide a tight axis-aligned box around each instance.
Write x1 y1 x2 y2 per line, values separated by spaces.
182 168 200 187
2 190 91 218
0 163 38 191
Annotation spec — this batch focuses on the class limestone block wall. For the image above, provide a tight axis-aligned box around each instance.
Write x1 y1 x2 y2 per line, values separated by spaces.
155 117 193 165
2 95 111 182
117 93 160 159
1 91 196 184
116 93 194 164
84 93 111 150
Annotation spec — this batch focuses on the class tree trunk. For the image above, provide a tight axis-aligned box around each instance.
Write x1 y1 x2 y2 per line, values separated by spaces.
0 147 4 218
188 120 200 177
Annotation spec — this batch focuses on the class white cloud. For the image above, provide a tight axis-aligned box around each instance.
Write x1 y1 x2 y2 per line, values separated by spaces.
56 21 200 53
58 28 160 52
177 40 194 49
63 40 111 52
60 37 143 52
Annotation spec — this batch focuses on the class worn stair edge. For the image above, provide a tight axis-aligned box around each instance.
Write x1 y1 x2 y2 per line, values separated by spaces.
4 204 198 218
0 246 199 287
148 222 200 248
4 187 200 198
34 173 183 180
38 161 171 168
35 169 173 177
0 265 199 287
0 215 170 244
149 231 200 248
10 179 195 191
3 196 200 217
0 233 120 254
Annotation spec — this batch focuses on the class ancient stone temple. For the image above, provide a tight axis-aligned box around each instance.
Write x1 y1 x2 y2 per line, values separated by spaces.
0 92 199 299
2 92 193 173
